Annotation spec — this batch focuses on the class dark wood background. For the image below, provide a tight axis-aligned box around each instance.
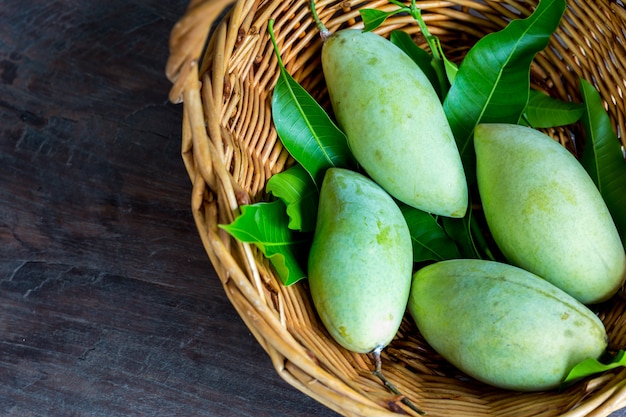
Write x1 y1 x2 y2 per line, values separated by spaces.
0 0 338 415
0 1 624 416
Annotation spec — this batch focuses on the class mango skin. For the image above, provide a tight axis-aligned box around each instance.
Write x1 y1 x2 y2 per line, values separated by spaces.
408 259 608 391
308 168 412 353
475 123 626 304
321 30 468 218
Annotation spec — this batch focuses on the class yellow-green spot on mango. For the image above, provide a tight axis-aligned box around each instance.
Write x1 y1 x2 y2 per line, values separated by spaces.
376 220 392 246
321 30 468 218
475 123 626 304
408 259 608 391
308 168 413 353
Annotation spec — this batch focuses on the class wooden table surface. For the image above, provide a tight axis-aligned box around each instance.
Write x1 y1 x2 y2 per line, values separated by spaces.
0 1 338 416
0 1 624 416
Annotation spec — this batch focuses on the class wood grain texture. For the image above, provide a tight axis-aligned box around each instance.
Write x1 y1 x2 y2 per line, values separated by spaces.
0 1 623 417
0 1 337 416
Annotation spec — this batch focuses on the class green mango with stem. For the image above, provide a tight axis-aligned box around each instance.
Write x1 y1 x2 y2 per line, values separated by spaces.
409 259 608 391
308 168 413 353
319 28 468 218
475 123 626 304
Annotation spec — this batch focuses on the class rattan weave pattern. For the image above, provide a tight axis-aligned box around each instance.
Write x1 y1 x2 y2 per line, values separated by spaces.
166 1 626 416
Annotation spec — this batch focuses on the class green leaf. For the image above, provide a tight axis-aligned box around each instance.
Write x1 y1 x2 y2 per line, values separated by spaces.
266 164 319 233
360 8 404 32
390 30 447 100
579 78 626 247
396 4 457 96
219 200 311 286
443 0 566 180
562 350 626 388
268 20 353 187
432 36 458 87
399 203 461 262
522 89 585 128
441 205 481 260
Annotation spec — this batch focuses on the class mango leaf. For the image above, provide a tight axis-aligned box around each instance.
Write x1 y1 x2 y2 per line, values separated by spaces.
266 164 319 233
443 0 566 179
362 5 455 99
441 205 481 260
561 350 626 389
268 20 353 187
360 8 403 32
390 30 447 100
433 36 458 86
219 200 311 286
399 203 461 262
522 89 585 128
468 209 502 262
579 78 626 247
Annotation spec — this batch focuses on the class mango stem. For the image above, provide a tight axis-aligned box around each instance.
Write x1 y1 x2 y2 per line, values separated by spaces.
310 0 332 41
372 347 427 415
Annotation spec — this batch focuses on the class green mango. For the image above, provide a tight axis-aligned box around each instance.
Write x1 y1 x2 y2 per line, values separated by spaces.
475 123 626 304
308 168 412 353
408 259 608 391
321 30 468 218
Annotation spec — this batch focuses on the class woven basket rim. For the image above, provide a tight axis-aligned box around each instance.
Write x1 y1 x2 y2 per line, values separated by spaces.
166 1 626 416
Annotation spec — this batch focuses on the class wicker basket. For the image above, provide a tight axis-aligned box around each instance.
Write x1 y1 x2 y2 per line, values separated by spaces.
165 0 626 415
